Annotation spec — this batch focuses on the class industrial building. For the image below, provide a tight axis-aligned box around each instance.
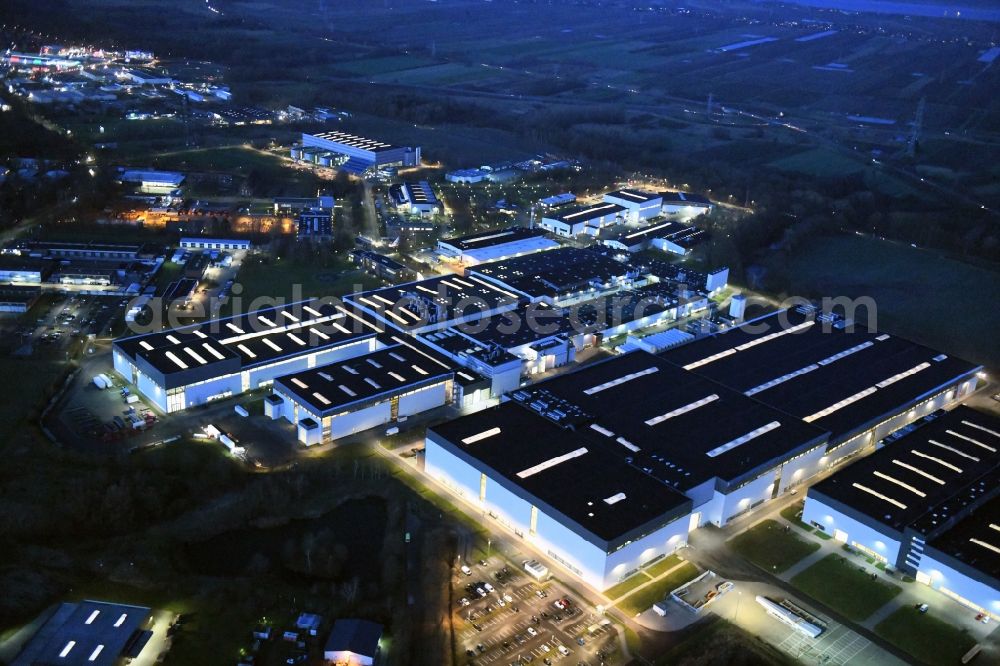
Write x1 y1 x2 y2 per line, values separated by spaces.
179 237 251 251
436 227 559 266
425 351 827 589
424 303 982 590
538 202 625 237
323 619 383 665
119 169 185 195
113 299 386 412
346 274 521 334
601 220 707 255
660 306 982 470
271 343 455 445
392 181 441 216
297 208 333 239
273 196 335 215
350 250 411 282
3 240 144 261
661 191 713 218
602 189 663 223
802 406 1000 619
0 256 54 284
537 193 576 209
0 285 41 313
295 131 420 174
445 168 487 184
10 600 152 666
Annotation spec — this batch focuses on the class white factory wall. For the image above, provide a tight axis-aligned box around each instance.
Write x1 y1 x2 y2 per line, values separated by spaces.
425 434 484 502
113 350 135 382
802 495 902 564
398 382 449 416
717 471 777 524
530 508 614 589
183 374 242 407
329 402 393 440
778 443 829 492
136 369 168 412
916 553 1000 620
600 517 689 589
298 421 323 446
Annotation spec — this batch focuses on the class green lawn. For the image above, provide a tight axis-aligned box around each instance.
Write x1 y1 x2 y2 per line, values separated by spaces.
644 553 685 578
604 571 651 601
875 606 977 666
729 519 820 574
617 562 700 616
791 554 902 622
779 502 814 533
229 254 381 307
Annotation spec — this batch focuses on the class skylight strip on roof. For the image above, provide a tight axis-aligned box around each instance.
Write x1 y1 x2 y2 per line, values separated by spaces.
389 335 452 368
364 377 381 389
745 363 819 396
313 392 331 406
399 306 423 321
733 320 815 353
389 352 406 362
114 613 128 627
183 347 208 365
646 394 719 426
891 458 946 483
816 341 874 366
281 310 299 322
970 538 1000 555
88 645 105 662
389 371 406 382
466 275 522 300
262 338 282 353
928 439 979 462
516 447 588 479
164 351 189 370
453 277 476 288
872 471 926 497
683 348 737 371
287 332 307 346
303 305 324 318
803 387 878 423
852 483 907 509
139 340 154 351
706 421 781 458
372 294 396 306
910 450 963 473
193 329 207 339
589 423 614 437
462 427 501 444
291 377 308 389
962 421 1000 440
356 296 381 309
416 285 438 295
311 327 330 340
625 220 673 239
946 430 997 453
227 322 245 334
337 305 384 332
412 364 428 376
458 371 475 381
604 492 627 505
583 366 659 395
875 362 930 389
616 437 640 453
237 343 256 358
59 641 76 658
338 385 356 397
330 322 351 335
166 334 180 345
991 523 1000 533
257 315 276 327
318 372 333 381
85 610 100 624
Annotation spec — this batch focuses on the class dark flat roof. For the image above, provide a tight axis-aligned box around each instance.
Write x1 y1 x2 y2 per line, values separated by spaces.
25 600 150 666
661 191 712 206
604 189 662 204
549 202 625 223
346 274 521 330
660 308 981 441
115 299 383 377
430 402 692 545
471 247 635 299
927 493 1000 582
506 351 828 489
274 343 452 416
419 327 520 367
439 226 548 252
810 406 1000 533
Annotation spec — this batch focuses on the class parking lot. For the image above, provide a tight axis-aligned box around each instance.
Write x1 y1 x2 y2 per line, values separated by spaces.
454 558 621 666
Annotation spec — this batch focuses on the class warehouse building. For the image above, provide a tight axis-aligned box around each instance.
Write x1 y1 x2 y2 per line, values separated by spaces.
417 327 522 398
661 191 713 219
601 220 706 255
0 285 41 313
113 299 386 412
3 240 144 261
436 227 559 267
119 169 185 195
392 181 441 216
802 406 1000 618
660 306 983 473
425 351 827 589
271 343 454 445
179 237 251 251
0 256 54 284
273 196 335 215
537 193 576 209
470 247 640 305
346 274 521 333
538 202 625 237
297 131 420 174
11 600 152 666
602 189 663 224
